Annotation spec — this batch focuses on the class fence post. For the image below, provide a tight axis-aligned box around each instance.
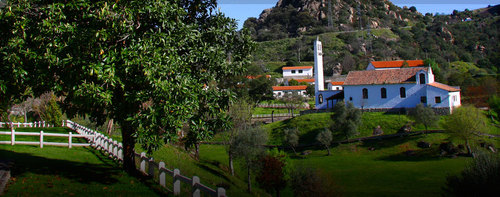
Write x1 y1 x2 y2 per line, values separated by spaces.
118 143 123 161
113 140 118 159
68 132 72 148
11 127 15 145
140 152 147 174
40 130 44 148
159 162 166 187
108 140 114 156
217 187 226 197
148 157 155 176
173 169 181 195
192 176 200 197
104 137 109 152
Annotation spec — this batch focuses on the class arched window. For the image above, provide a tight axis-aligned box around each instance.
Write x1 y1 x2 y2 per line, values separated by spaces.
381 88 387 99
362 88 368 99
419 73 426 84
318 94 323 104
400 87 406 98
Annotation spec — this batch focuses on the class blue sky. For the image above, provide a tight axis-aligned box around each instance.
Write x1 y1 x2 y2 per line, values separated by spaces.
217 0 500 29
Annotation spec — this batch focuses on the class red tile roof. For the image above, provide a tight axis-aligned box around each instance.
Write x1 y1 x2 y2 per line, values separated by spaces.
370 60 424 68
272 86 308 91
344 67 427 85
428 82 460 92
282 66 313 70
330 81 344 85
246 75 271 79
293 79 315 83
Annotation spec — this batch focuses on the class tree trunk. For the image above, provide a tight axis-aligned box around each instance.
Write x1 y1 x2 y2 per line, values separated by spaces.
194 143 200 160
247 162 252 192
465 139 472 157
326 146 331 156
120 120 137 174
106 119 114 135
229 152 234 176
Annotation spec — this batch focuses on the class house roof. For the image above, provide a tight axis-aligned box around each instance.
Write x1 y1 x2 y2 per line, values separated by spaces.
330 81 344 85
282 66 313 70
272 86 308 91
370 60 424 68
292 79 315 83
246 75 271 79
344 67 427 85
428 82 460 92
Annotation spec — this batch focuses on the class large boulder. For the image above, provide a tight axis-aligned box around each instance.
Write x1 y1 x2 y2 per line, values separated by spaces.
417 141 431 148
398 122 412 134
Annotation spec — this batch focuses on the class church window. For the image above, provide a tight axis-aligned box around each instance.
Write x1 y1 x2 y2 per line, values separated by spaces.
381 88 387 99
435 97 441 103
419 73 426 84
319 94 323 104
400 87 406 98
336 87 340 90
298 70 303 73
362 88 368 99
349 97 352 101
421 96 427 103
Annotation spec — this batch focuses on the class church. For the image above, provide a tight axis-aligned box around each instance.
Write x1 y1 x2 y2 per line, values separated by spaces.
313 38 461 114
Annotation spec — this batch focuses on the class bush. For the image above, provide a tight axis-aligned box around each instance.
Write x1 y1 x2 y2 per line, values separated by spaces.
290 166 342 197
443 152 500 196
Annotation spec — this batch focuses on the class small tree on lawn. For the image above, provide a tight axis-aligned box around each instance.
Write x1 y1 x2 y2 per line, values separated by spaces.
231 126 268 192
226 100 253 176
410 103 439 133
257 155 287 197
283 127 300 154
316 129 333 156
442 105 488 156
280 93 304 117
331 101 361 141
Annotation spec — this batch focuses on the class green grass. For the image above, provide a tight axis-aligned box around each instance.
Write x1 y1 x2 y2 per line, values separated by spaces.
197 133 470 197
253 107 300 115
1 133 162 196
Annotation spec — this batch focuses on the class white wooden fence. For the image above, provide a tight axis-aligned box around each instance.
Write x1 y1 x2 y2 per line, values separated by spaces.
63 120 226 197
252 113 299 118
0 128 92 148
0 121 54 128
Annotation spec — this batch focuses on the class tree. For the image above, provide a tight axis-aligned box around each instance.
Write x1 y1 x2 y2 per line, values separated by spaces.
231 126 268 192
442 106 489 156
443 152 500 196
409 103 439 133
1 0 254 172
226 100 253 176
316 129 333 156
279 93 304 117
331 101 362 141
306 84 315 97
256 155 287 197
288 79 299 86
283 127 299 154
247 76 274 103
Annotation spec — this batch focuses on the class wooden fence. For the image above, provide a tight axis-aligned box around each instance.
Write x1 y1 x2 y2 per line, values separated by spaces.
257 103 307 109
63 120 226 197
0 121 54 128
251 113 299 118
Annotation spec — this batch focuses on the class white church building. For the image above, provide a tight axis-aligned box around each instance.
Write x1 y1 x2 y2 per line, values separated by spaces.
313 38 461 114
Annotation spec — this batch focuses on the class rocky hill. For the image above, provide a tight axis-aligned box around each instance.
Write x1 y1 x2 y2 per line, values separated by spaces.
244 0 422 41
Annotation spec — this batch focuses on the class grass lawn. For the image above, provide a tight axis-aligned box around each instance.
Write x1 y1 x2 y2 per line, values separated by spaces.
198 133 470 197
253 107 300 115
0 128 163 197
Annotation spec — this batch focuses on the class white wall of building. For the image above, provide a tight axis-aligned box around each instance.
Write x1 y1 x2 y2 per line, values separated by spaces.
328 84 343 90
273 90 308 98
344 84 427 109
283 68 313 78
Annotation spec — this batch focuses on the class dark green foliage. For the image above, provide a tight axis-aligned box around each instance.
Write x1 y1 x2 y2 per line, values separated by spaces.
1 0 254 171
409 103 439 132
305 84 315 96
43 95 62 127
330 101 362 140
283 127 299 154
316 129 333 156
256 155 287 197
443 152 500 196
288 79 299 86
247 76 275 103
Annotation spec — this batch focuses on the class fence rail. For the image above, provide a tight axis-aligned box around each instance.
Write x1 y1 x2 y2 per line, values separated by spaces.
252 113 299 118
257 103 307 109
0 121 53 128
64 120 226 197
0 128 92 148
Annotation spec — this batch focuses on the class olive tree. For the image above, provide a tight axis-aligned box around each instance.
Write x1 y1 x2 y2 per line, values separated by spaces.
0 0 254 172
442 106 488 156
409 103 439 133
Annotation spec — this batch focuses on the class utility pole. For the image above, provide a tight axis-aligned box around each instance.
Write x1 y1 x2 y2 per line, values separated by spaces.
327 0 333 29
357 2 363 30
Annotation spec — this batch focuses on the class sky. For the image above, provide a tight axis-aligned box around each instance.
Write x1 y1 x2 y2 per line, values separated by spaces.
217 0 500 29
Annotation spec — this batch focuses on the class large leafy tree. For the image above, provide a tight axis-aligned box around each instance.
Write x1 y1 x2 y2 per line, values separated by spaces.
330 101 362 141
0 0 254 172
409 103 439 133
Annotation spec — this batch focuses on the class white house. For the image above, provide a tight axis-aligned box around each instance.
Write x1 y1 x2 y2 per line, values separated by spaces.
342 67 461 114
328 81 344 90
366 60 425 70
312 38 461 113
272 85 308 98
282 66 313 79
